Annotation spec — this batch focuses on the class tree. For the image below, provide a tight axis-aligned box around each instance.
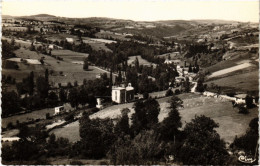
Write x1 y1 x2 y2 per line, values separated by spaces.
2 90 22 117
28 71 34 95
184 77 190 92
245 95 254 108
45 69 49 84
83 58 89 70
59 88 67 103
165 89 174 97
179 115 229 165
78 87 88 106
36 76 49 98
188 64 192 73
131 98 160 135
196 76 205 92
115 108 130 136
11 37 15 46
108 130 164 165
79 115 116 158
46 113 51 119
68 88 79 109
74 81 78 87
145 98 160 129
134 57 140 72
47 91 59 107
116 70 123 84
232 118 258 155
159 96 183 141
67 82 72 88
30 41 35 51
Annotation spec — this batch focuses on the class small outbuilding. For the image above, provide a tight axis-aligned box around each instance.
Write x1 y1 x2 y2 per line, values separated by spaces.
54 106 65 115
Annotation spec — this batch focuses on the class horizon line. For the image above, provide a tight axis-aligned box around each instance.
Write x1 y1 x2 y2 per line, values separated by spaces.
3 13 258 23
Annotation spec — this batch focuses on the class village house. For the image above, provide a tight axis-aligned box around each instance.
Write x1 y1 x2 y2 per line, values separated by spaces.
66 37 74 43
112 83 134 104
54 106 65 115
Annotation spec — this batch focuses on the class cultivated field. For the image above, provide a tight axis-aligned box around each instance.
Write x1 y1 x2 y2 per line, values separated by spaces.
89 38 117 44
2 48 110 87
82 37 112 52
95 31 130 41
206 70 259 93
52 49 89 61
208 63 252 78
157 52 182 60
51 93 258 144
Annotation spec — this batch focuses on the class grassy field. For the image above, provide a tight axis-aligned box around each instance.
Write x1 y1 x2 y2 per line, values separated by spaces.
95 31 130 41
208 63 252 78
204 51 258 74
127 55 156 67
204 50 258 93
2 47 110 87
157 52 183 60
45 33 79 43
49 121 80 143
206 70 259 93
52 49 89 61
2 108 55 128
50 93 258 144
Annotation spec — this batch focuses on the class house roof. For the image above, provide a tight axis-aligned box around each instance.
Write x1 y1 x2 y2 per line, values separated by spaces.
126 87 134 91
112 87 125 90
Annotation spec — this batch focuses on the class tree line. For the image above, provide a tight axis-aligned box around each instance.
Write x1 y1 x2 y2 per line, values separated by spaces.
3 95 251 165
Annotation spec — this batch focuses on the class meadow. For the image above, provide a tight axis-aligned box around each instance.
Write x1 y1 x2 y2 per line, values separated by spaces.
206 70 259 93
50 93 258 144
3 47 109 88
127 55 156 67
2 107 54 128
52 49 89 61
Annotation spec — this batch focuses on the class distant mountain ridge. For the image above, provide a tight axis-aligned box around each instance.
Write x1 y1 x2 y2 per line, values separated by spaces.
3 14 245 24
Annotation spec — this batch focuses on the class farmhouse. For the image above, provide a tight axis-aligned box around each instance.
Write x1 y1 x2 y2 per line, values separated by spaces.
164 59 174 64
66 38 74 43
2 137 20 142
112 83 134 104
54 106 65 115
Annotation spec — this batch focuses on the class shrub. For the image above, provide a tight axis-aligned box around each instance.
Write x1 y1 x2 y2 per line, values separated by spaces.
46 113 51 119
89 107 99 114
65 112 74 121
165 89 174 97
143 92 149 99
70 160 83 165
175 89 180 95
7 122 14 129
226 92 236 97
238 105 249 114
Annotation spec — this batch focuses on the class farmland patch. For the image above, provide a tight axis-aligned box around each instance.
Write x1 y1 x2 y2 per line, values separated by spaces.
208 63 252 78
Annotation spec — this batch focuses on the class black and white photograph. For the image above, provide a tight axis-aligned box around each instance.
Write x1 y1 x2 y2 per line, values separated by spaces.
1 0 259 165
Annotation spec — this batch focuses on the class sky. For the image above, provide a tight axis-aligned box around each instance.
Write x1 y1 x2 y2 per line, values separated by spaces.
2 0 259 22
